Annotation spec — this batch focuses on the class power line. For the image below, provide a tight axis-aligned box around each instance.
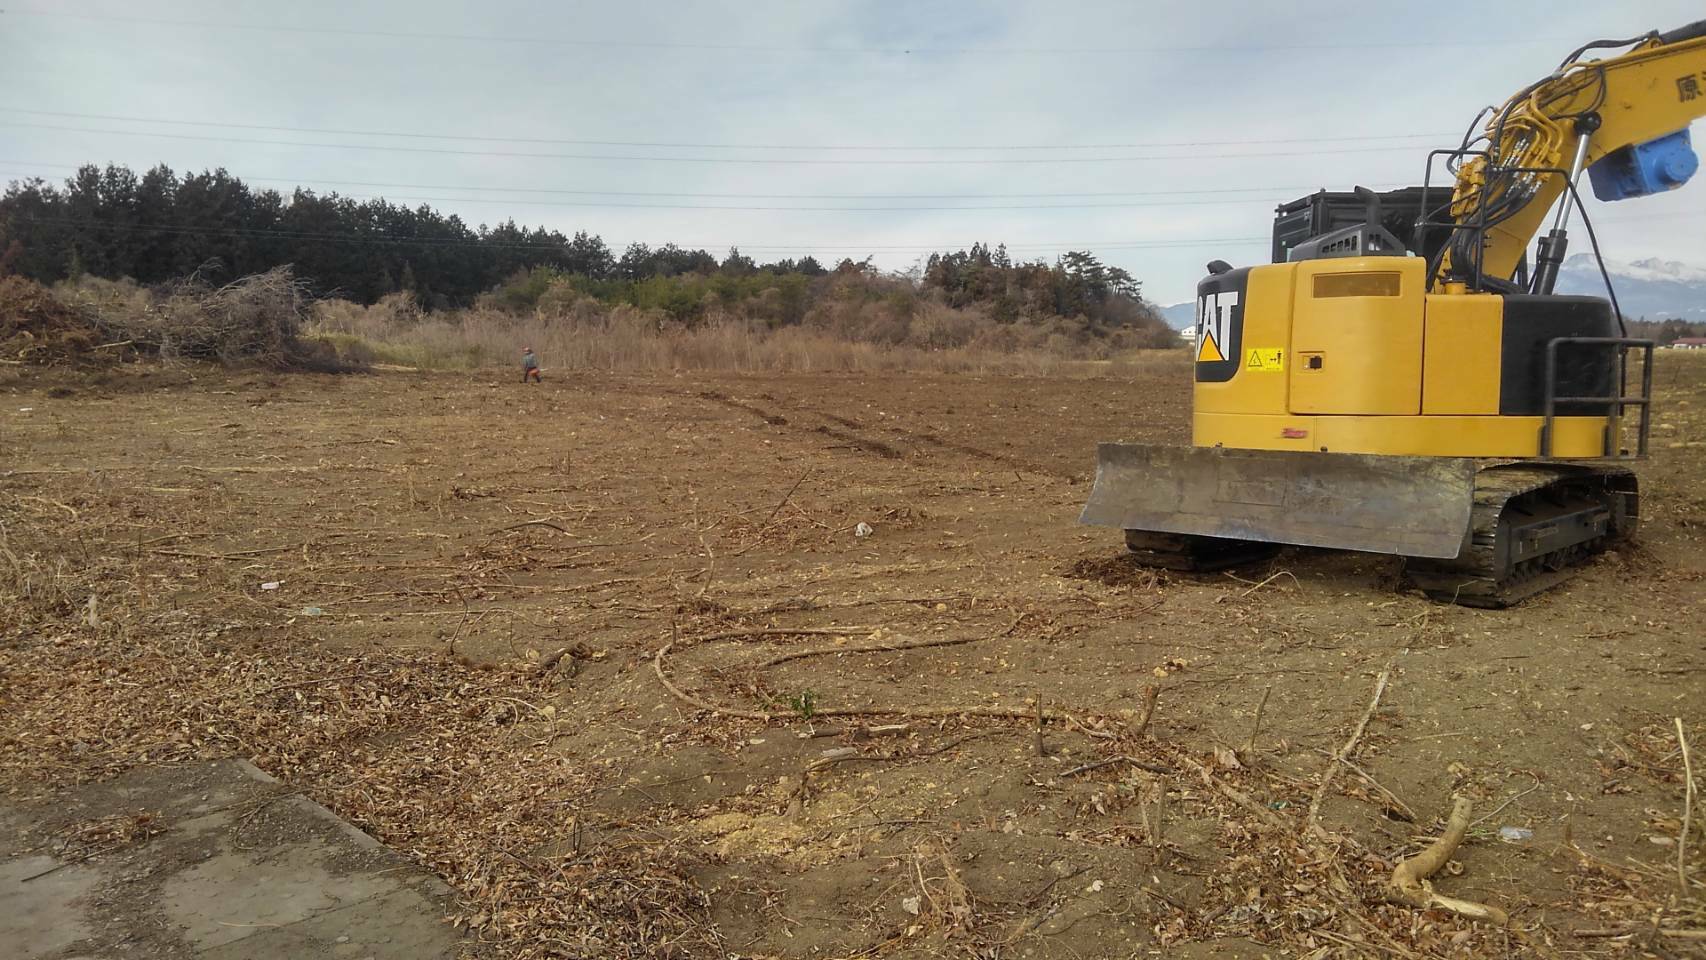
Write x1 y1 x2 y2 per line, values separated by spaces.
0 108 1453 153
144 189 1307 214
0 160 1409 200
1 9 1557 56
7 167 1688 227
15 214 1268 254
0 121 1431 166
7 183 1689 230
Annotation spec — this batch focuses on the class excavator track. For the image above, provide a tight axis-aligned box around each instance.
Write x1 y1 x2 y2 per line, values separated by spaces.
1402 464 1639 608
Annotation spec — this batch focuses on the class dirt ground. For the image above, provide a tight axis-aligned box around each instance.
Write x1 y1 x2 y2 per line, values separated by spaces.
2 354 1703 959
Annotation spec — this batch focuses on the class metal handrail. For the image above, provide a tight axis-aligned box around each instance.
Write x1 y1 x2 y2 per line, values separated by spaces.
1540 336 1654 459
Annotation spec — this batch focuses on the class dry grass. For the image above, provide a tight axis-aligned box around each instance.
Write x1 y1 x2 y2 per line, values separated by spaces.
307 293 1185 376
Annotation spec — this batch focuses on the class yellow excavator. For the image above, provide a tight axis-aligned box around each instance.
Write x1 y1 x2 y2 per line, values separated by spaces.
1082 19 1706 606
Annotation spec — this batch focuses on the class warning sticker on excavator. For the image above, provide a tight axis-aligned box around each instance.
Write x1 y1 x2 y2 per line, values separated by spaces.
1245 348 1284 372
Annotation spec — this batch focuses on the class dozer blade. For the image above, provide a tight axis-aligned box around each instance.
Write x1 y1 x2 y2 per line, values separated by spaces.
1080 444 1478 559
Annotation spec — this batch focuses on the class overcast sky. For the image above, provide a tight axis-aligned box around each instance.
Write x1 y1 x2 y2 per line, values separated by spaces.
2 0 1703 305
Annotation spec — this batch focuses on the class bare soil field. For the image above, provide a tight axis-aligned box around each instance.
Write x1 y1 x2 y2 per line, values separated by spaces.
3 354 1704 959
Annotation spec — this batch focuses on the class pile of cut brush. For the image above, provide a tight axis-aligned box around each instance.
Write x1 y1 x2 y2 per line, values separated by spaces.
5 265 337 369
0 275 107 365
93 265 316 368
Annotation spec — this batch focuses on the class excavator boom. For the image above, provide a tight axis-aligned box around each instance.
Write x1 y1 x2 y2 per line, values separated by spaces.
1440 20 1706 287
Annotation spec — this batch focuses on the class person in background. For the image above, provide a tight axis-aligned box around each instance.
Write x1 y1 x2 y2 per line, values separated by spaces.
521 346 541 383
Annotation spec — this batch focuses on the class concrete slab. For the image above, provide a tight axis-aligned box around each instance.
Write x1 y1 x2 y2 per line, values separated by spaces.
0 759 461 959
198 888 458 960
162 839 407 949
0 855 100 959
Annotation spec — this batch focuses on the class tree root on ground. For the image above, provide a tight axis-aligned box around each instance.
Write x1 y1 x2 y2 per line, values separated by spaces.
653 640 1095 729
754 615 1023 669
1387 795 1509 925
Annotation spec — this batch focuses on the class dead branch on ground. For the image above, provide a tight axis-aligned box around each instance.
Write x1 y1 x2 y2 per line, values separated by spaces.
653 641 1102 728
488 520 574 536
1061 755 1173 777
733 468 810 556
1387 796 1509 925
754 615 1024 669
1678 717 1696 896
695 626 878 645
1307 665 1390 833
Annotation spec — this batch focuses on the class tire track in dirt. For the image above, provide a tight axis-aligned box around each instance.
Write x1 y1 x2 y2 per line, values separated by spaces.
787 400 1077 479
692 390 790 427
682 386 1074 476
690 390 906 460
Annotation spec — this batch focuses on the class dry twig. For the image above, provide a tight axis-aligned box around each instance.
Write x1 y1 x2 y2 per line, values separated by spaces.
1678 717 1696 896
1034 694 1046 758
1307 665 1390 832
1240 685 1272 761
488 520 574 537
1061 755 1173 777
733 469 810 556
1133 683 1160 738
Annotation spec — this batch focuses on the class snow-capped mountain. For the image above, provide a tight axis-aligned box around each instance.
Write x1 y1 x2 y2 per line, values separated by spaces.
1555 254 1706 321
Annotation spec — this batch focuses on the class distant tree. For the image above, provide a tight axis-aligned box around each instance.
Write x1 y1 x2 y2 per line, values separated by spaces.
617 242 653 280
720 246 755 275
564 231 613 278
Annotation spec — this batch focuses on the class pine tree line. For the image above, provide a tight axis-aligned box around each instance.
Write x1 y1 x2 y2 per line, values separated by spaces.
1 163 1166 335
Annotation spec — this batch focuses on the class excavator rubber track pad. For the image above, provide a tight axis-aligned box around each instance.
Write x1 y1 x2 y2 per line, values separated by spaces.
1081 444 1477 559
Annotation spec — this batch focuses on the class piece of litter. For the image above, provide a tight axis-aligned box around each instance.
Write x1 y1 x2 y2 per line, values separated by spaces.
854 522 874 538
260 581 282 591
901 895 921 916
1497 826 1533 842
300 606 325 616
18 407 33 413
1087 879 1104 893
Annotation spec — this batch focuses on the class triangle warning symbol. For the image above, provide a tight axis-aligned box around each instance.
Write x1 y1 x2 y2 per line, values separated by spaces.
1196 330 1225 363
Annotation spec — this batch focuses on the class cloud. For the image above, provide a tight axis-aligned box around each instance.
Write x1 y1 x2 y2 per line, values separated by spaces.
1 0 1701 303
